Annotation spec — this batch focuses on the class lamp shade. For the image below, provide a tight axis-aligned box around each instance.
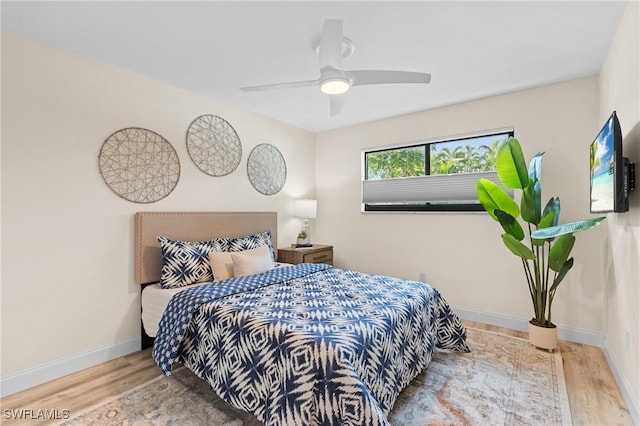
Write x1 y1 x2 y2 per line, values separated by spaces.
294 199 317 219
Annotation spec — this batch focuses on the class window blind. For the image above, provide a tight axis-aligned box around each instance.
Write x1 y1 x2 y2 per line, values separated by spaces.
362 171 512 204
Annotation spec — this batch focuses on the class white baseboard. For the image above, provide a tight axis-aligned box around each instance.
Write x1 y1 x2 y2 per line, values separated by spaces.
454 305 529 334
0 336 140 398
602 337 639 425
455 305 638 424
453 305 604 347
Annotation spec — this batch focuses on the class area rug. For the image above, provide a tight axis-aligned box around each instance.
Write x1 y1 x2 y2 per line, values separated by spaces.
59 328 572 425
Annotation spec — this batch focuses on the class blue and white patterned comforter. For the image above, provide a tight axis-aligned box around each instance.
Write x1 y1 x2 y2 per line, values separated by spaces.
153 263 469 426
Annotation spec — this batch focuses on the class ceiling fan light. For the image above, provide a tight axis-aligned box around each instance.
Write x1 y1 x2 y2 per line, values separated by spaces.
320 78 350 95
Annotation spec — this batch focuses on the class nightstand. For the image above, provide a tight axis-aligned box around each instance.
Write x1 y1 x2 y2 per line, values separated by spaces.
277 244 333 265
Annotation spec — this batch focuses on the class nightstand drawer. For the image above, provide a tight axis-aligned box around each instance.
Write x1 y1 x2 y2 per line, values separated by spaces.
303 249 333 264
277 245 333 265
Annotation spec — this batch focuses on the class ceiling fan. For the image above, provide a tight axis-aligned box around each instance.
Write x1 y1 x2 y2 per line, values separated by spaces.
240 19 432 116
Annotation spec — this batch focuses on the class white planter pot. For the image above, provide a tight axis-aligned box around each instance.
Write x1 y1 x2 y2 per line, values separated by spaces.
528 321 558 352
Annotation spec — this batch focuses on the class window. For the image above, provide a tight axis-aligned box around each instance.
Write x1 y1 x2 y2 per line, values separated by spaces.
362 128 514 212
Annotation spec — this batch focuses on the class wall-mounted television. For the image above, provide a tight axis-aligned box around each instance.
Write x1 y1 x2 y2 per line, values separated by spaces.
589 111 634 213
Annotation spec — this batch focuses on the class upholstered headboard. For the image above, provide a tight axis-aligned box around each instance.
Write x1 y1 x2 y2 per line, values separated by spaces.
134 211 278 285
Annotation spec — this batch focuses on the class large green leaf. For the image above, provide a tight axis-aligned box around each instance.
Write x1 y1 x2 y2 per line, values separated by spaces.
477 178 520 221
550 258 574 293
538 208 557 229
502 233 536 259
495 209 525 241
495 137 529 189
521 153 544 224
532 208 557 246
549 234 576 271
528 152 544 182
521 179 541 225
531 217 606 239
542 197 561 227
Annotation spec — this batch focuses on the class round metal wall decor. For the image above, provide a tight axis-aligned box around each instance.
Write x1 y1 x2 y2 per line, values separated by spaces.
186 114 242 176
99 127 180 203
247 143 287 195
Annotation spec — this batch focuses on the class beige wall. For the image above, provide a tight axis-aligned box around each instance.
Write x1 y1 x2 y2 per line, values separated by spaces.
1 32 315 380
315 77 604 331
599 0 639 416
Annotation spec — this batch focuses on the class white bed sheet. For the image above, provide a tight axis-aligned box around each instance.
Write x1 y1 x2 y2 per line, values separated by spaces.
142 282 210 337
142 263 291 337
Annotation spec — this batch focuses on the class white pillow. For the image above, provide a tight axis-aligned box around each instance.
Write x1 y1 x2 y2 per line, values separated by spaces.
231 244 274 277
209 251 234 281
209 244 272 281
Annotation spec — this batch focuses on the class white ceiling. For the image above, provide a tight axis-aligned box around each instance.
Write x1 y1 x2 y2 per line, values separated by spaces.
1 1 628 133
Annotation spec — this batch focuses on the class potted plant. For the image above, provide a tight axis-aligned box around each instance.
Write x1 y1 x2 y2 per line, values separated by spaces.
477 137 605 350
296 230 309 245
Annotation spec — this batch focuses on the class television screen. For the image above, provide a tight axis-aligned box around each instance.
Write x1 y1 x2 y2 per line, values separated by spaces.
590 111 626 213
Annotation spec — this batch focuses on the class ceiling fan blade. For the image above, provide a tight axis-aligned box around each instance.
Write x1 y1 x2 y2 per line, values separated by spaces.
240 79 318 92
347 70 432 87
329 94 345 116
319 19 344 71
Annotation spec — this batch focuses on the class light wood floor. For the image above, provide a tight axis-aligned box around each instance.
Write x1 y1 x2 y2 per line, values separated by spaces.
0 320 633 425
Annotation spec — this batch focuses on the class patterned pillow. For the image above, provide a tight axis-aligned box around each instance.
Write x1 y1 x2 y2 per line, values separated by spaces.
221 230 275 261
157 236 223 289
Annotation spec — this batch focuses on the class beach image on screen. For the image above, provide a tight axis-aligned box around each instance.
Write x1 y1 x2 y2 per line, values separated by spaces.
590 119 614 212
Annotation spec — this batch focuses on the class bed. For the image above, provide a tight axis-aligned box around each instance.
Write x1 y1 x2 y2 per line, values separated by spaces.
135 211 470 426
